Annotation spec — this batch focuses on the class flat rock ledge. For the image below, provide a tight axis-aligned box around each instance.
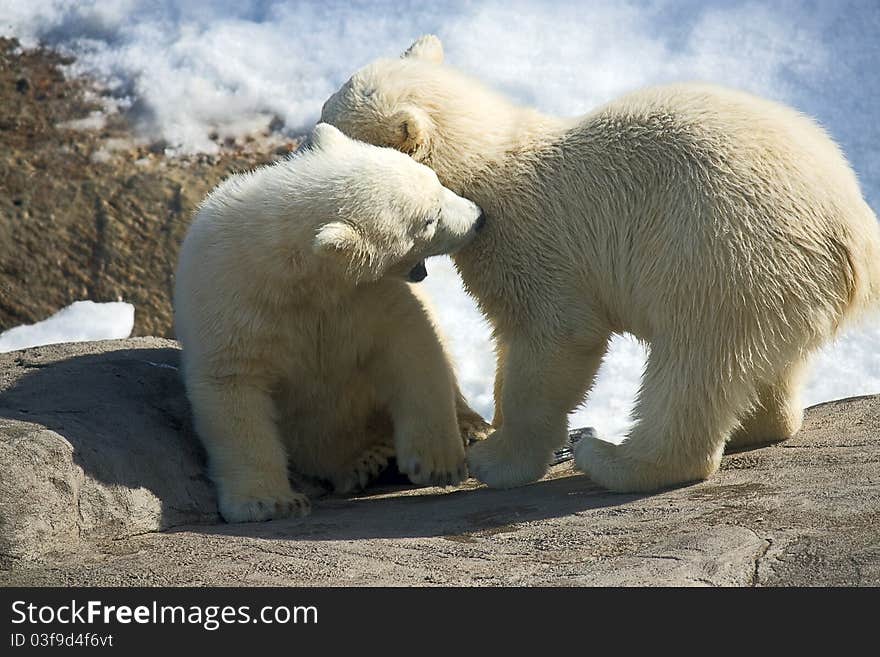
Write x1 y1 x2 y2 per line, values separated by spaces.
1 338 878 586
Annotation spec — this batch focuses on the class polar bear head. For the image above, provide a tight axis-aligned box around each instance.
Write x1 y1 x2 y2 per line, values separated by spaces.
308 123 484 283
320 35 506 191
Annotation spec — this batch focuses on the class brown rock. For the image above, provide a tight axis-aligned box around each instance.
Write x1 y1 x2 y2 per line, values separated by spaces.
0 38 300 337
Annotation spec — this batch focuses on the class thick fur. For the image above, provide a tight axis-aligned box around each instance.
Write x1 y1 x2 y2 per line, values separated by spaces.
321 36 880 492
174 123 489 522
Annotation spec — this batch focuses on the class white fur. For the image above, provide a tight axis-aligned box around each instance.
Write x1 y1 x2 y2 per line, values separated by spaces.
174 123 488 522
321 37 880 492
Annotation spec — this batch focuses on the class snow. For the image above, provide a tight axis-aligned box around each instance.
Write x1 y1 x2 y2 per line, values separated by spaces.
0 301 135 353
3 1 879 438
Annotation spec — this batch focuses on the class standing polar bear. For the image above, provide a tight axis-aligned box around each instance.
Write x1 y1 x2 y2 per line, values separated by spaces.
321 35 880 492
174 123 489 523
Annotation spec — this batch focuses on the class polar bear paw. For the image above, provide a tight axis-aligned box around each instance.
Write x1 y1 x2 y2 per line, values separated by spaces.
396 435 467 487
574 435 712 493
218 487 311 523
466 430 550 488
458 413 493 445
331 442 396 494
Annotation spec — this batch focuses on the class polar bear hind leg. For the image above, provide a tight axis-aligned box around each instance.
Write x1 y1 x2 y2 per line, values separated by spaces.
330 439 396 494
455 389 493 444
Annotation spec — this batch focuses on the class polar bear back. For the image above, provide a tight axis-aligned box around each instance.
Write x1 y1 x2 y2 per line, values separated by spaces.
488 83 880 343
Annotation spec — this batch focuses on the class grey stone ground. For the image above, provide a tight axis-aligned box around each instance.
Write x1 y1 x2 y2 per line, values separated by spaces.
1 338 877 586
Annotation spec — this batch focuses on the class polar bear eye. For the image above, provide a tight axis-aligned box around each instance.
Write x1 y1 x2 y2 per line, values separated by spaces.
425 209 440 229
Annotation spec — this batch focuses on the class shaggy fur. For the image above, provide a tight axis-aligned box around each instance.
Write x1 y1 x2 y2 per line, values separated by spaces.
174 123 489 522
321 35 880 492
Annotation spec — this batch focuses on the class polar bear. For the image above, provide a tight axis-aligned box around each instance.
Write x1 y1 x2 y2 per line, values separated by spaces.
174 123 489 522
320 35 880 493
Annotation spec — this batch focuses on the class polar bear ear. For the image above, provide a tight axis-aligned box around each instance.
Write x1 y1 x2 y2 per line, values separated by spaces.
388 106 430 156
310 123 349 150
313 222 379 281
313 221 361 255
402 35 444 64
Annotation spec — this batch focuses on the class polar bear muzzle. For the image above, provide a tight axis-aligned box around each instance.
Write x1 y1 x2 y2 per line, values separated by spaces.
408 260 428 282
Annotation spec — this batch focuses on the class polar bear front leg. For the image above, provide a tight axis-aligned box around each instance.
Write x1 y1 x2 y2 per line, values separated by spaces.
373 325 467 487
468 335 609 488
727 360 807 450
575 342 740 492
187 376 311 522
490 339 507 428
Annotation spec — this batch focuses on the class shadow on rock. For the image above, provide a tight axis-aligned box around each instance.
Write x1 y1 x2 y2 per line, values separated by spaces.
187 473 640 542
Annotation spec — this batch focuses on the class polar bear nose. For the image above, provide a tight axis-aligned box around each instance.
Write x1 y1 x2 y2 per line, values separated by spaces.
474 211 487 232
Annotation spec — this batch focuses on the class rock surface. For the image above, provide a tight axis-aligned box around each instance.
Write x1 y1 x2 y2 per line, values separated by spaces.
0 338 217 567
1 338 878 586
0 38 299 337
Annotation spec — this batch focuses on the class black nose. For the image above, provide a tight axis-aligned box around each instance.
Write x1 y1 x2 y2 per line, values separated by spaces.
474 211 487 232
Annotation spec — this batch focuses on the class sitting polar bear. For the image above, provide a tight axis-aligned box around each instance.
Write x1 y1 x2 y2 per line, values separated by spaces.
321 35 880 493
174 123 489 523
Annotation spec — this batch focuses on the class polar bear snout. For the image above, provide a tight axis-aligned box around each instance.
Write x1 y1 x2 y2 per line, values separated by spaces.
420 189 484 258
